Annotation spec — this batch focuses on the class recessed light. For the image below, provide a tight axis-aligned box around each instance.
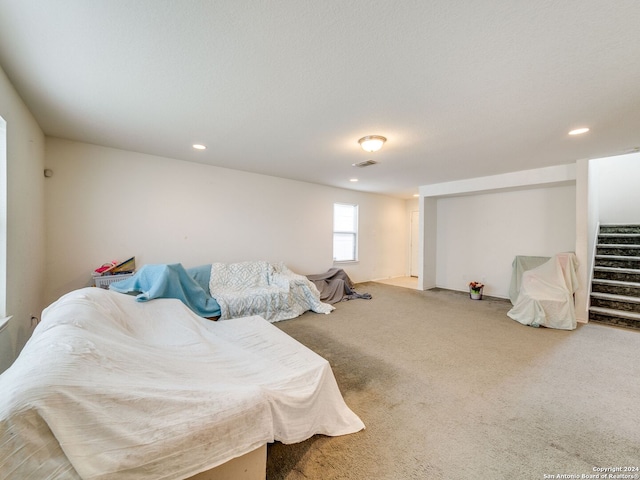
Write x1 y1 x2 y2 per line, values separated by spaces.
568 127 589 136
413 194 419 197
192 144 207 150
350 178 359 182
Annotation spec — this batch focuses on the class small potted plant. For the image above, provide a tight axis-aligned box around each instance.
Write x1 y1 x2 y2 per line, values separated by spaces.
468 281 484 300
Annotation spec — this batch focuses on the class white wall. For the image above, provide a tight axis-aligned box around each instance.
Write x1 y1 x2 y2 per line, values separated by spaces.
44 139 407 304
418 165 578 299
434 185 576 298
594 152 640 224
0 66 46 373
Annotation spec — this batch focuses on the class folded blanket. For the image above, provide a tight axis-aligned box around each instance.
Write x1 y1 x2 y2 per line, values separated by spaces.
109 263 222 318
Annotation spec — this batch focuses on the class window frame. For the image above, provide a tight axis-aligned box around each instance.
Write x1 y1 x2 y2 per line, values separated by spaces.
333 202 359 263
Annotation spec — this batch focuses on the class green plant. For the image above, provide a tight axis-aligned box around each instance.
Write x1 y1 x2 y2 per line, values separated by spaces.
468 281 484 293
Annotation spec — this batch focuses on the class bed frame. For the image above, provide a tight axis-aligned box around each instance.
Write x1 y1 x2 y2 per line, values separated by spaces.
186 444 266 480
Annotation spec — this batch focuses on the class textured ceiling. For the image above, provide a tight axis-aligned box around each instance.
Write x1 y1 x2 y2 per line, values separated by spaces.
1 0 639 198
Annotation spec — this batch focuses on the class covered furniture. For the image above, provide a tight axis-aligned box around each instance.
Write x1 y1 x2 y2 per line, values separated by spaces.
508 255 551 304
110 263 222 317
208 260 334 322
110 261 334 322
0 287 364 479
507 253 579 330
306 268 372 304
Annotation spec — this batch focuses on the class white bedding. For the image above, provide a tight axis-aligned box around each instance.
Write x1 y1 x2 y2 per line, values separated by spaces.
0 288 364 480
209 261 334 322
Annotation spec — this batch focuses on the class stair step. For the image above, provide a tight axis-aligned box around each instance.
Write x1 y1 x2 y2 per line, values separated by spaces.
596 244 640 249
599 233 640 237
596 244 640 256
591 291 640 303
592 278 640 296
593 266 640 275
591 275 640 290
600 224 640 234
589 306 640 330
593 267 640 282
594 255 640 269
594 266 640 274
592 278 640 287
589 306 640 320
590 291 640 313
598 233 640 245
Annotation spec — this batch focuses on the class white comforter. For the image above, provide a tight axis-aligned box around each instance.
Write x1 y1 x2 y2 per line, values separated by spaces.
0 288 364 480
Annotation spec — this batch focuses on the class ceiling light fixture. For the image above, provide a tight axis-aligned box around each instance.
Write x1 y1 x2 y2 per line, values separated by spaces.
192 144 207 150
350 178 359 182
568 127 589 136
358 135 386 153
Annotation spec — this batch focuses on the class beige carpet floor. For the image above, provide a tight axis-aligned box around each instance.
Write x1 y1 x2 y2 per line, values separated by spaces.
267 282 640 480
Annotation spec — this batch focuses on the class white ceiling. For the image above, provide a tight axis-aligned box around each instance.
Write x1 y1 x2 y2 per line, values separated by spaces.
1 1 639 198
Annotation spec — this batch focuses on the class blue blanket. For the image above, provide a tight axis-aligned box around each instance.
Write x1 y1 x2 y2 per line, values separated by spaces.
109 263 221 318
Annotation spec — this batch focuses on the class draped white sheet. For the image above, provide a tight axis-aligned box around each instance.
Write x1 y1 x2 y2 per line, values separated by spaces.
507 253 579 330
0 288 363 480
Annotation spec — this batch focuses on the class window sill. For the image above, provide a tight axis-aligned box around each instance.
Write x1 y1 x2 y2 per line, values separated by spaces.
0 316 11 333
333 260 359 265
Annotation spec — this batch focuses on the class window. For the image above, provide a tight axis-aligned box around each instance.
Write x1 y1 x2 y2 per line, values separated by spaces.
333 203 358 262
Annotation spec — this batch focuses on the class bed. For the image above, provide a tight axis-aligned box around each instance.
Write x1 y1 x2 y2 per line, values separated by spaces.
0 287 364 479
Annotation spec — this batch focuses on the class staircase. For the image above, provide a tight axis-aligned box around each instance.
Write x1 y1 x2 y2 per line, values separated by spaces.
589 224 640 330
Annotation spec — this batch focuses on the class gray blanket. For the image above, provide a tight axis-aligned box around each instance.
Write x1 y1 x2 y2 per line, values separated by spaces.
306 268 371 304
